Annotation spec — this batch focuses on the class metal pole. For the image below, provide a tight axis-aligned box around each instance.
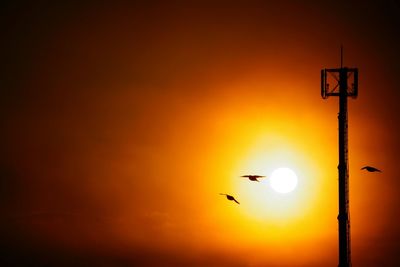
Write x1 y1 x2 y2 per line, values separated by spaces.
338 68 351 267
321 48 357 267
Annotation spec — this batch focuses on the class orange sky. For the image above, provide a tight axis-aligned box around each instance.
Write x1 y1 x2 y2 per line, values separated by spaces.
1 1 400 266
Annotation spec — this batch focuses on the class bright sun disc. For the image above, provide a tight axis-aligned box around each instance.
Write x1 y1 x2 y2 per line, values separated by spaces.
270 167 298 193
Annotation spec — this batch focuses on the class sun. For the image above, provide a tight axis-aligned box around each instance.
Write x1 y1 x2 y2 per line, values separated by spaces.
270 167 298 193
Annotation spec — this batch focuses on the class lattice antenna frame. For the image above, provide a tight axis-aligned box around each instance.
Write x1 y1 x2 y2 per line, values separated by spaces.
321 68 358 99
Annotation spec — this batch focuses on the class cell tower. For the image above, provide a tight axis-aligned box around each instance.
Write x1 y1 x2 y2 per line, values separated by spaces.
321 47 358 267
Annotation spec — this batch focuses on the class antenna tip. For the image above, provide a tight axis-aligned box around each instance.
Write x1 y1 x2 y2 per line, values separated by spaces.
340 45 344 68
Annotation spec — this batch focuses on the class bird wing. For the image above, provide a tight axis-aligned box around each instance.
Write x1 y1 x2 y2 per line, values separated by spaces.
361 166 382 172
233 198 240 204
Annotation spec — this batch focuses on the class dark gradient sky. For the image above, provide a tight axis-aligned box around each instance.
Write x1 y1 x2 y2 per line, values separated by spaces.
1 1 400 266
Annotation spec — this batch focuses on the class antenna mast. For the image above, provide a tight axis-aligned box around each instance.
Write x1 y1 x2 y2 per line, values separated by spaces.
321 48 358 267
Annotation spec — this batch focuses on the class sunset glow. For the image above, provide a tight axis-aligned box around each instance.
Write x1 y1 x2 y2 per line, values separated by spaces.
2 1 399 267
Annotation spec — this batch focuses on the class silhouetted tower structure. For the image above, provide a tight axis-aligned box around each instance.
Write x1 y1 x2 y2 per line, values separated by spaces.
321 47 358 267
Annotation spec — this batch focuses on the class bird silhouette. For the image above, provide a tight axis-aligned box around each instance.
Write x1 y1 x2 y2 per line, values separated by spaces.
361 166 382 172
241 175 266 182
220 193 240 204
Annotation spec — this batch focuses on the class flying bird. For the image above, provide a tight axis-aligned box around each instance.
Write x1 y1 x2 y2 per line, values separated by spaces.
241 175 266 182
220 193 240 204
361 166 382 172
